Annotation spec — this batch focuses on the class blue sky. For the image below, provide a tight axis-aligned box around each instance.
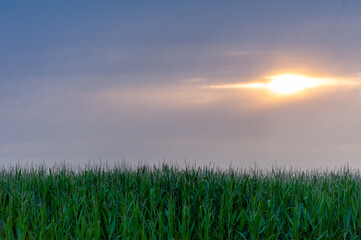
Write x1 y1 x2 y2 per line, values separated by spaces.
1 1 361 168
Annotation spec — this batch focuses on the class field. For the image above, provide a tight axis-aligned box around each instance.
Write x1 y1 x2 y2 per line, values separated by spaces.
1 164 361 239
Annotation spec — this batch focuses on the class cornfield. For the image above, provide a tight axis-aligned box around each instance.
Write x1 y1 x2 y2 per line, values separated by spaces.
0 164 360 239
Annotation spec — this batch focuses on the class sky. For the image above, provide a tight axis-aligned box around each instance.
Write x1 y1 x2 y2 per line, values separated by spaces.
1 1 361 169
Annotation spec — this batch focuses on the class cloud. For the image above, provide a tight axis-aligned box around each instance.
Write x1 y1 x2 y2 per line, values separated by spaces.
2 0 361 169
1 75 361 169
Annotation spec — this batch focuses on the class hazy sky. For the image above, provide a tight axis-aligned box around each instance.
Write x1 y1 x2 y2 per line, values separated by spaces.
1 1 361 169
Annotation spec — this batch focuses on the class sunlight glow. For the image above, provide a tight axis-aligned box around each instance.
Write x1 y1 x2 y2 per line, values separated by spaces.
266 74 326 94
208 83 267 89
207 74 339 95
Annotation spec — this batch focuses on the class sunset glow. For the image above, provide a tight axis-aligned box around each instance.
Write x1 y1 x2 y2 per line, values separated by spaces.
208 74 338 95
266 74 332 94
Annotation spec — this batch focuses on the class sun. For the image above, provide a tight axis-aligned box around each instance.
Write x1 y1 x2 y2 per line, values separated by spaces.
266 74 323 94
206 74 338 95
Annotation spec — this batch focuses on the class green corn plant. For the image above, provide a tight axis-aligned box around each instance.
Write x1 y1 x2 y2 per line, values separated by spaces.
1 164 361 238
